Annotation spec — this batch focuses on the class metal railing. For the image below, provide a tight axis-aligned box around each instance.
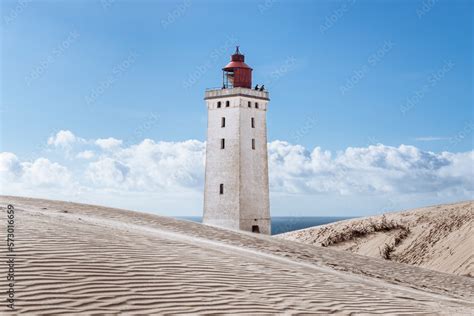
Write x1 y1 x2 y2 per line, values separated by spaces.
205 86 267 92
205 87 227 91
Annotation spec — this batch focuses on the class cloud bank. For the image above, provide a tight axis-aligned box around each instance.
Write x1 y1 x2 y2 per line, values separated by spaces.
1 130 472 215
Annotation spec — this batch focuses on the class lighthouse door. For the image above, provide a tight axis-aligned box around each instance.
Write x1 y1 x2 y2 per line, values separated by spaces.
252 225 260 233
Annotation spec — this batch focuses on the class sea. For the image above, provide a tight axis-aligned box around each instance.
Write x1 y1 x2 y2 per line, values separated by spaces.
174 216 354 235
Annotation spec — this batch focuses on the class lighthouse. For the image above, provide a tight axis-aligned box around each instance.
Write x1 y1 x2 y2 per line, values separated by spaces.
203 47 271 235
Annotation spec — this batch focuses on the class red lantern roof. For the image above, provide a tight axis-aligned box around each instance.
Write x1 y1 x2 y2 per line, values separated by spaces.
223 46 253 71
223 61 252 70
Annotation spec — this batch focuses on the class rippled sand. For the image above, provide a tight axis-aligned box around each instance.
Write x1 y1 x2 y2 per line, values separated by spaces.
0 196 473 315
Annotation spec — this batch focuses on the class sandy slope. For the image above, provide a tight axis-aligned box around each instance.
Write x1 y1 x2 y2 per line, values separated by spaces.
279 201 473 277
0 196 473 315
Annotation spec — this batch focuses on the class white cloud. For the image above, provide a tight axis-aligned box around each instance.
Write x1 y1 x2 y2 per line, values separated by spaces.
268 141 473 196
21 158 72 187
86 139 205 191
437 151 474 190
95 137 123 150
76 150 95 159
0 153 71 188
87 157 129 187
414 136 449 141
0 152 22 180
47 130 80 148
1 132 472 216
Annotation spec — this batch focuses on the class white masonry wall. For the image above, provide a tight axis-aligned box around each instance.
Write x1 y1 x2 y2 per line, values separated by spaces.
203 88 271 234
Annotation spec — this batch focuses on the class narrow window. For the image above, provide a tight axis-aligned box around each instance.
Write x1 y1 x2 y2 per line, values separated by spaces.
221 138 225 149
251 117 255 128
221 117 225 127
219 183 224 195
217 101 221 108
255 102 259 109
226 100 230 107
252 138 255 150
248 101 251 108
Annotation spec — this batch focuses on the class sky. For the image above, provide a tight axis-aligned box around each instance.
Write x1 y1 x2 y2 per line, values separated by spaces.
0 0 473 217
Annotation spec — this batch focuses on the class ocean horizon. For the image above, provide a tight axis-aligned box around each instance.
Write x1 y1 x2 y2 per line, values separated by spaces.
175 216 355 235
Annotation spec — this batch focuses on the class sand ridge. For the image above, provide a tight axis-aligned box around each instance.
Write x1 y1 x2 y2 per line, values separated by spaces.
0 196 473 315
279 201 473 277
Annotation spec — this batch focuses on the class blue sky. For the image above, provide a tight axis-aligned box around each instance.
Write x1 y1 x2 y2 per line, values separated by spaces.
0 0 473 216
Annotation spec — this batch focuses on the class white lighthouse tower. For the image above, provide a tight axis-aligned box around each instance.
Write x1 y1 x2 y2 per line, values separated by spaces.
203 47 271 235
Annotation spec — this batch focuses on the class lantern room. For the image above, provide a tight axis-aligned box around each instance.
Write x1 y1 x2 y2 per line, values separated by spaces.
222 46 252 89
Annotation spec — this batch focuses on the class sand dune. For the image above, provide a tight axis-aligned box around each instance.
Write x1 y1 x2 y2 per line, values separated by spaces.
1 196 473 315
279 201 473 277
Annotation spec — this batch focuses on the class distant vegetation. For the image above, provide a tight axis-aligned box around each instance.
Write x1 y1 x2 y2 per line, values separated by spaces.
320 215 409 248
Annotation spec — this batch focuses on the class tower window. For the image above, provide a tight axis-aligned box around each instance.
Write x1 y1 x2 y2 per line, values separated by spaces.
255 102 259 109
252 138 255 150
226 101 230 107
221 117 225 127
248 101 251 108
251 117 255 128
217 101 221 108
221 138 225 149
219 183 224 195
